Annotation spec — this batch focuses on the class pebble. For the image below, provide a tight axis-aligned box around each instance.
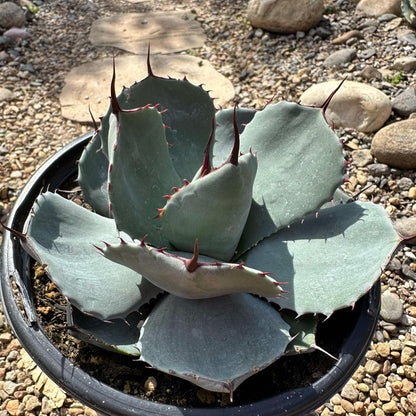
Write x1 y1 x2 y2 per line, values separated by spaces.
300 80 392 133
247 0 324 34
392 87 416 116
323 48 356 66
380 291 403 323
394 217 416 244
371 120 416 169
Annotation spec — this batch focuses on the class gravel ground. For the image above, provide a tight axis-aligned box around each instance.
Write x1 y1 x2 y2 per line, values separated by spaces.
1 0 416 415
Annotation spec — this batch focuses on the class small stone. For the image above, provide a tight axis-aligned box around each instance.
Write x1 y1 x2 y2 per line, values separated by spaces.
352 149 373 167
324 49 356 66
403 365 416 381
360 48 377 59
331 393 342 405
380 291 403 323
23 395 41 411
340 398 354 412
382 400 399 413
378 387 391 401
394 217 416 244
0 88 14 102
367 163 390 177
375 408 386 416
393 56 416 72
340 383 359 401
371 120 416 169
3 380 19 395
144 376 157 392
365 359 382 375
356 0 401 17
360 65 383 80
5 399 20 416
247 0 324 34
332 30 363 45
376 342 391 357
357 382 370 392
408 187 416 199
0 2 26 29
333 404 346 415
300 80 392 133
402 346 416 365
354 401 364 413
392 88 416 117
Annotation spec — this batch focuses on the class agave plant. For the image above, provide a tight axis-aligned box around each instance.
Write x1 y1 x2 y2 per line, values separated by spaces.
9 57 400 398
402 0 416 27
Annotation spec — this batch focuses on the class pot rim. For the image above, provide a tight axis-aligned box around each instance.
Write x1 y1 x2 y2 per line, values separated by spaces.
0 134 381 416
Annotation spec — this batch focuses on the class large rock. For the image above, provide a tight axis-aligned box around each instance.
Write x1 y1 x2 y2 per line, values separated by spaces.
299 80 392 133
59 55 235 123
0 2 26 29
89 11 205 54
247 0 323 34
371 119 416 169
356 0 401 17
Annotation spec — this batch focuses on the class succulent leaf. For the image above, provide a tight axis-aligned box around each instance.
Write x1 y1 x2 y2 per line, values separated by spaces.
69 306 141 356
281 311 319 355
22 192 163 320
212 107 256 167
138 293 291 394
100 240 283 299
78 132 110 217
108 107 181 246
238 102 345 253
161 152 258 261
242 201 401 316
100 75 216 180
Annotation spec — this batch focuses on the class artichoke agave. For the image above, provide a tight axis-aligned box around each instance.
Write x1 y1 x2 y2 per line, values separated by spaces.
16 58 400 397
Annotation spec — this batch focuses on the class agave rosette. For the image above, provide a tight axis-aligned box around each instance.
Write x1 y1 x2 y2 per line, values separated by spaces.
19 59 401 396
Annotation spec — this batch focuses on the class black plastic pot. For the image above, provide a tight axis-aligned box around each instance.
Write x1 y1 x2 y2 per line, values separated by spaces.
1 134 381 416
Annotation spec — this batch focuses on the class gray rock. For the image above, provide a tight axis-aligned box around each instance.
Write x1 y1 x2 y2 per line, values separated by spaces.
324 48 356 66
387 257 401 271
0 2 26 28
89 11 206 54
367 163 391 177
392 88 416 117
356 0 401 17
371 120 416 169
397 177 414 191
351 149 373 167
247 0 324 34
398 32 416 46
380 290 403 323
359 48 377 59
378 13 400 22
3 27 29 41
360 66 383 80
0 87 13 102
300 80 392 133
393 56 416 72
394 217 416 244
402 264 416 280
59 55 235 123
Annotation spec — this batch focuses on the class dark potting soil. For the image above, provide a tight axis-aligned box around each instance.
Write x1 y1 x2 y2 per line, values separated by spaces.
29 186 355 409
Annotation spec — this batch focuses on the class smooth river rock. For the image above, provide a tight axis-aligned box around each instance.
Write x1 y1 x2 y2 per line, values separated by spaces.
356 0 401 17
59 55 235 123
299 80 392 133
247 0 323 34
89 11 206 54
371 119 416 169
